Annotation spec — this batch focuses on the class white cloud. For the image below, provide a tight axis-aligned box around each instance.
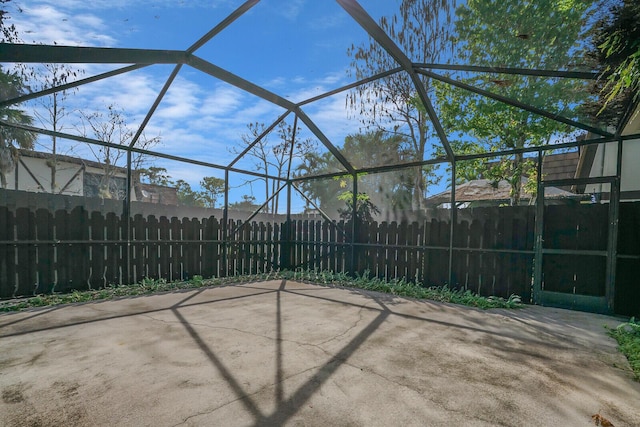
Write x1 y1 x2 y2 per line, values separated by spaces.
12 4 116 46
302 95 358 143
308 12 346 30
262 76 286 89
16 0 234 12
155 78 202 120
77 71 163 113
276 0 307 21
6 0 374 180
200 85 244 117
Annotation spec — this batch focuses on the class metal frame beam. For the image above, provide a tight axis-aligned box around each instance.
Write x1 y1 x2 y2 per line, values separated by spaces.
187 55 296 111
228 111 291 168
297 67 403 106
0 43 188 64
416 69 613 137
0 120 281 181
130 65 183 148
414 63 600 80
336 0 455 161
187 0 260 54
0 64 149 108
296 109 355 175
290 133 640 185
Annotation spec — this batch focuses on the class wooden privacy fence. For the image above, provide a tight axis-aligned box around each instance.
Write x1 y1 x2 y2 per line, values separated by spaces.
0 207 282 297
287 205 535 302
1 203 638 316
0 204 535 302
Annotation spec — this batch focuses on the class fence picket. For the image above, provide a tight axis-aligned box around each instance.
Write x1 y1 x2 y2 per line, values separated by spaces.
0 207 16 296
15 208 35 296
1 199 638 316
35 208 54 293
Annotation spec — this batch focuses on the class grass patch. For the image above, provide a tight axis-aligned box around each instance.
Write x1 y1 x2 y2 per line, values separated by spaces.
0 269 522 312
608 318 640 381
281 269 522 309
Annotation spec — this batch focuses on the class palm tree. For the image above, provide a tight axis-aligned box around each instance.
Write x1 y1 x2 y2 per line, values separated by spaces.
0 68 36 188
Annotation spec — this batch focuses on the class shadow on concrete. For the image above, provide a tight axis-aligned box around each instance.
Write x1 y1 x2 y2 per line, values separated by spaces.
0 287 276 339
0 305 64 329
1 280 638 426
166 279 390 426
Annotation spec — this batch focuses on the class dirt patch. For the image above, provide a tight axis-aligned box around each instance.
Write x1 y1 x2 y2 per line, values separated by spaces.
2 385 25 404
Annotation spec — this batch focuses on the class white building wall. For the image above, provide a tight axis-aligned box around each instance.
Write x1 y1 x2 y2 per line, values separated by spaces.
585 111 640 197
5 154 137 200
7 156 84 195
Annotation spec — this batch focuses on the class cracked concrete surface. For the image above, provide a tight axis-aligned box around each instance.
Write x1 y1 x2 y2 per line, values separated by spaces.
0 280 639 426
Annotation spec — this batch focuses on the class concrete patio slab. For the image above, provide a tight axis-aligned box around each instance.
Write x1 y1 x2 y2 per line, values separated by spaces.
1 280 639 426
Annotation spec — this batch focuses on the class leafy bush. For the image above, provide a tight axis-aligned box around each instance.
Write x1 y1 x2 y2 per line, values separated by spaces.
608 317 640 381
0 269 522 312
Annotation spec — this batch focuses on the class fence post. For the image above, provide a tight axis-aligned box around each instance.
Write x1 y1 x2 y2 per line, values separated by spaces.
533 149 544 304
278 182 291 270
223 169 229 277
350 173 358 276
605 138 623 312
448 160 456 285
123 150 132 286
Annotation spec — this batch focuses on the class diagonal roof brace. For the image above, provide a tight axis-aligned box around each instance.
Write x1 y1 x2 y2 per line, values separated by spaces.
296 108 355 175
187 0 260 54
0 119 285 181
0 64 149 109
129 65 183 148
414 63 601 80
187 55 297 112
132 1 261 148
335 0 455 162
417 69 613 137
228 110 292 169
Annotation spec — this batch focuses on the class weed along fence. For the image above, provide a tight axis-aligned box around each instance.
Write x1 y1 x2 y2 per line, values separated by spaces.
288 207 536 302
0 206 283 296
1 201 639 316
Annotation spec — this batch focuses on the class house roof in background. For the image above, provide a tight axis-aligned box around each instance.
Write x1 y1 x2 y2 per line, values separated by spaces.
135 182 178 205
542 151 580 182
19 149 122 172
427 177 578 204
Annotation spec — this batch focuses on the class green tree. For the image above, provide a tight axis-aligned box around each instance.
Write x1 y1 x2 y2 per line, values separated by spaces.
346 0 455 210
200 176 225 208
337 191 381 224
0 70 36 188
229 195 261 212
295 149 344 214
138 166 172 186
297 131 425 217
175 179 204 207
0 1 36 188
588 0 640 121
435 0 593 205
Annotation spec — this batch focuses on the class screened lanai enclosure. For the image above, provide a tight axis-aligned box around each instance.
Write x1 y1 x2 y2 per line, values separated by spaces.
0 0 638 316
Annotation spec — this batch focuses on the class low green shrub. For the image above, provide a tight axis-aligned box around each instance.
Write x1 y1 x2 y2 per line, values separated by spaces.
0 269 522 312
278 269 521 309
608 317 640 380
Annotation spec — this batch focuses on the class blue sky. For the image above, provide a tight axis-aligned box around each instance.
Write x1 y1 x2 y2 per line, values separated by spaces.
4 0 605 213
7 0 420 212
